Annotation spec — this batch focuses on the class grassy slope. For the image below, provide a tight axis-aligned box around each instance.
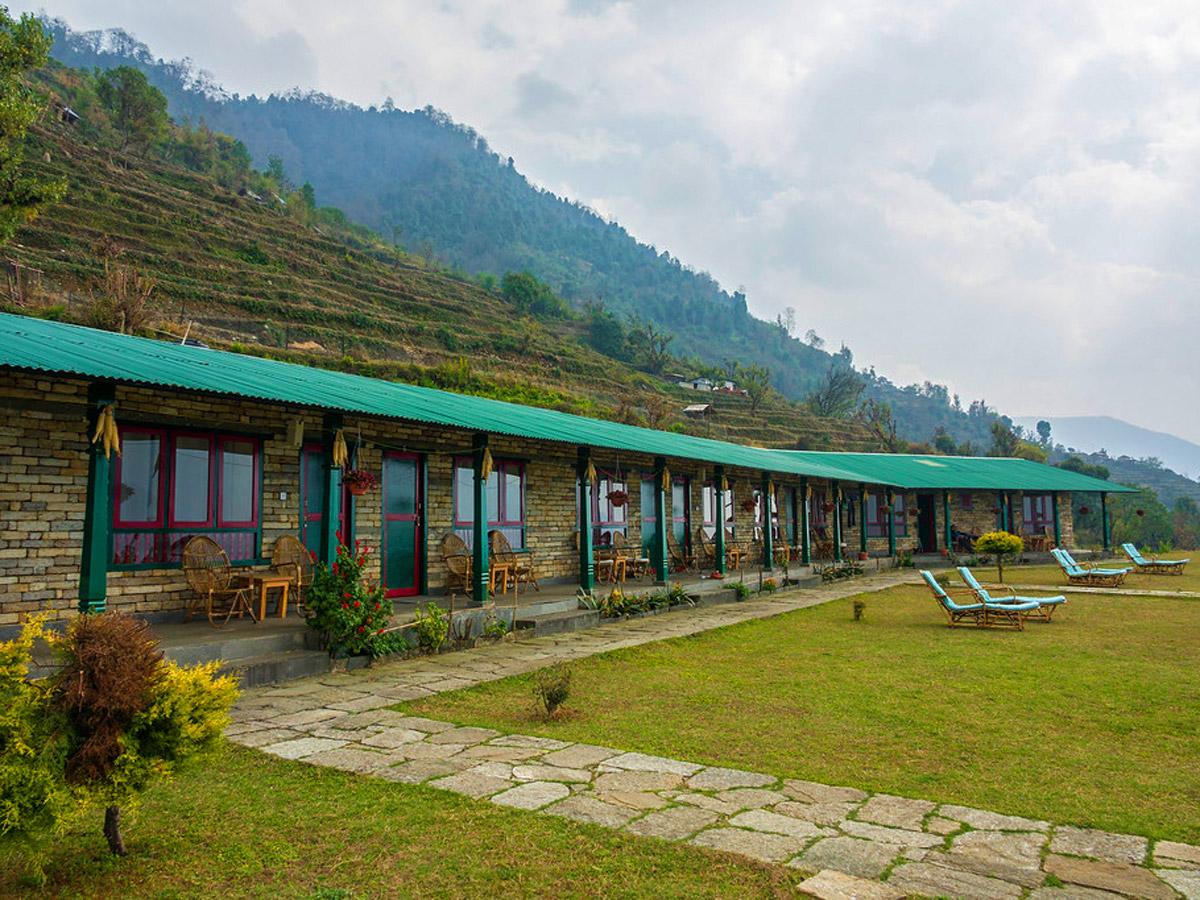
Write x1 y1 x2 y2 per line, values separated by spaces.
407 584 1200 843
8 123 877 450
0 746 798 899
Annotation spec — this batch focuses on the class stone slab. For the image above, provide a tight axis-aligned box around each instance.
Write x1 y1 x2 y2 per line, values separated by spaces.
712 787 789 810
1157 841 1200 869
490 780 571 811
939 803 1049 832
841 820 944 848
795 869 906 900
455 744 546 762
774 800 858 827
887 861 1023 900
687 767 777 791
792 837 900 880
926 815 961 835
264 708 345 728
1044 854 1176 900
1052 826 1149 865
374 759 467 783
540 743 622 769
926 830 1046 888
594 770 684 793
783 779 868 804
428 770 513 799
857 794 936 831
230 727 303 748
689 827 809 864
544 795 640 828
399 742 466 760
261 737 347 760
427 726 501 745
1028 888 1126 900
360 728 428 749
596 790 670 811
728 809 827 840
1157 867 1200 899
626 807 719 841
603 752 702 776
488 734 572 750
302 747 396 773
511 764 593 783
393 716 457 733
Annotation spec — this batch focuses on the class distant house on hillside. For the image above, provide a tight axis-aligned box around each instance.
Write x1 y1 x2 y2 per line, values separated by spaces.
682 377 714 391
52 101 80 125
683 403 713 420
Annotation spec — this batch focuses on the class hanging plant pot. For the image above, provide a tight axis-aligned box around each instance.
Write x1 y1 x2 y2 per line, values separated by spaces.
908 508 920 517
822 502 836 513
1136 508 1145 517
741 499 757 513
342 468 377 496
607 489 628 508
1078 506 1091 516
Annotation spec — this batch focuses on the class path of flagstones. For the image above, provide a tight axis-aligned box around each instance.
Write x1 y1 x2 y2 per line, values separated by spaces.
227 573 1199 900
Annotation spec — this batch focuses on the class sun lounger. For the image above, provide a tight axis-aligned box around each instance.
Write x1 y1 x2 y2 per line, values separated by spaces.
1120 543 1189 575
957 567 1066 622
920 570 1034 630
1051 548 1130 587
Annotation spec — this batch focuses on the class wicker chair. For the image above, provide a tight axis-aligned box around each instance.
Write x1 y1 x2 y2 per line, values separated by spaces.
490 530 539 592
441 532 472 595
695 529 717 569
613 532 649 580
576 531 615 583
811 526 836 560
666 530 696 573
182 535 255 627
271 534 313 614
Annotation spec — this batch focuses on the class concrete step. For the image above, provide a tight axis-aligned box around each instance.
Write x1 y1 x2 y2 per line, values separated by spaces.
218 648 331 688
515 594 582 617
516 608 601 636
160 625 312 667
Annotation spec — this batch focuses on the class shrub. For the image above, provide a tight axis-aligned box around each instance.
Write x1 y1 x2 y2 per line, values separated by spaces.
412 603 449 652
304 540 395 657
482 613 508 640
731 581 752 601
533 664 572 719
974 531 1024 582
760 578 778 593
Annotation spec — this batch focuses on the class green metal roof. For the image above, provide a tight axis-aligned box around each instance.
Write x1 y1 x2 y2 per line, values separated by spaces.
767 450 1132 493
0 313 1127 493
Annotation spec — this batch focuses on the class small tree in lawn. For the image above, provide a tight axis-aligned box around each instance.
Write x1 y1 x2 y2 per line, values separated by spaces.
974 531 1024 583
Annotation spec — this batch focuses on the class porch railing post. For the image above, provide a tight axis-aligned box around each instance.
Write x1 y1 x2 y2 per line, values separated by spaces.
859 483 868 557
760 470 773 572
832 481 843 562
652 456 668 584
1052 491 1062 547
79 382 115 614
800 477 811 565
1101 491 1111 551
320 412 344 566
472 432 491 603
887 489 897 557
577 447 594 592
714 465 726 576
943 490 952 553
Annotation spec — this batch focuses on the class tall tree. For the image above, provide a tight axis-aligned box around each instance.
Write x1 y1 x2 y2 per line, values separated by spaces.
0 10 65 243
804 361 864 418
95 65 168 153
737 363 774 415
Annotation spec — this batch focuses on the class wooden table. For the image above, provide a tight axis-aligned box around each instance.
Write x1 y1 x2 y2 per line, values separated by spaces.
251 573 291 620
488 563 512 598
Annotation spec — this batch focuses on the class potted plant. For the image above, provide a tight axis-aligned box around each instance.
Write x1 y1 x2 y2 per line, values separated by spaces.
607 488 628 508
342 468 377 496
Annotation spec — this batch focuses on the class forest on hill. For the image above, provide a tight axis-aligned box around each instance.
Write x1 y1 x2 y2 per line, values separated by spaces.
42 18 1007 450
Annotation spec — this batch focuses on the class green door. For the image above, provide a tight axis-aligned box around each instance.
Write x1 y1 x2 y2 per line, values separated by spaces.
383 452 422 597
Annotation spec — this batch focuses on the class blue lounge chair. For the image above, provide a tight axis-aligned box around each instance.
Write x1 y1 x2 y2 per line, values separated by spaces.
920 570 1032 630
1120 543 1189 576
957 567 1066 622
1051 548 1130 587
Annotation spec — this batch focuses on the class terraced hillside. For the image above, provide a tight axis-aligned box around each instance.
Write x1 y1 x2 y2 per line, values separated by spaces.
6 120 878 450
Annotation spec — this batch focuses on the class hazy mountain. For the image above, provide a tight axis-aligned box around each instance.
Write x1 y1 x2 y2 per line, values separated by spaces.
1016 415 1200 480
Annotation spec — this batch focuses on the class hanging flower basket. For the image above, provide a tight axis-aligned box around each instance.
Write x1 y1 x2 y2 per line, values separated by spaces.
822 502 836 513
1078 506 1091 516
343 468 377 496
908 508 920 517
1136 508 1145 517
607 489 628 508
741 499 757 513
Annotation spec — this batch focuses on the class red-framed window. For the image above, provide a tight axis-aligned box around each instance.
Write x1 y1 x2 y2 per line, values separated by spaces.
865 492 908 538
809 490 827 528
960 491 974 510
592 469 627 546
1022 493 1054 530
453 457 525 549
112 426 261 567
753 489 781 540
700 482 735 539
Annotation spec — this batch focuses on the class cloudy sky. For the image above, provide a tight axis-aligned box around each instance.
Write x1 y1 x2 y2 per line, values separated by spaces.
16 1 1200 445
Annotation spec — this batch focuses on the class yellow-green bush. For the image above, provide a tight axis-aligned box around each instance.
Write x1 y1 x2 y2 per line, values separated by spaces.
974 531 1025 581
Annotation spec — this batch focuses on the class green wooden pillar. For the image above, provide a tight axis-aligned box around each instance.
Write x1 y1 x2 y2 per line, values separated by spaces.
887 490 897 557
319 412 344 566
79 382 116 614
760 471 773 571
472 432 491 603
1100 491 1111 551
714 466 727 576
651 456 668 584
800 477 811 565
943 490 952 552
577 447 594 592
859 484 868 557
1052 491 1062 547
832 481 843 562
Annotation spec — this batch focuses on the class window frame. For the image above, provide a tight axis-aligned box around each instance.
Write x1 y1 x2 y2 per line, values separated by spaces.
1022 493 1055 530
452 457 527 547
865 492 908 538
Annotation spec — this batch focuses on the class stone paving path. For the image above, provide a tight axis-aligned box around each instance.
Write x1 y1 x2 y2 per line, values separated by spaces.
227 574 1198 900
1008 583 1200 599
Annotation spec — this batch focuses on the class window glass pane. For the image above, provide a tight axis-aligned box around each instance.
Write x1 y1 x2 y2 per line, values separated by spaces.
173 436 210 523
220 440 255 523
672 483 686 519
304 449 325 517
504 467 522 523
487 470 500 523
454 464 474 522
119 433 161 523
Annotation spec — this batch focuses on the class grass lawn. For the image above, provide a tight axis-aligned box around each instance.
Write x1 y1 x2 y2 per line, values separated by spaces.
995 561 1200 593
0 745 798 899
408 584 1200 843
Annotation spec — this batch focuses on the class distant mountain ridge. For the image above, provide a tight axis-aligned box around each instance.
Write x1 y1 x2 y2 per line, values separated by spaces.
40 18 1009 451
1015 415 1200 481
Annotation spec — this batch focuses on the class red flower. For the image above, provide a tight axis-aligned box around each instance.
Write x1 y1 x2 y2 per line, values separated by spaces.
377 627 384 634
358 626 366 632
308 550 317 562
374 602 381 610
342 602 348 610
353 600 361 608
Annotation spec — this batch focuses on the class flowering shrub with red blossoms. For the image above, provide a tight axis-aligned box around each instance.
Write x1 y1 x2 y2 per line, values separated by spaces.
304 539 398 657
